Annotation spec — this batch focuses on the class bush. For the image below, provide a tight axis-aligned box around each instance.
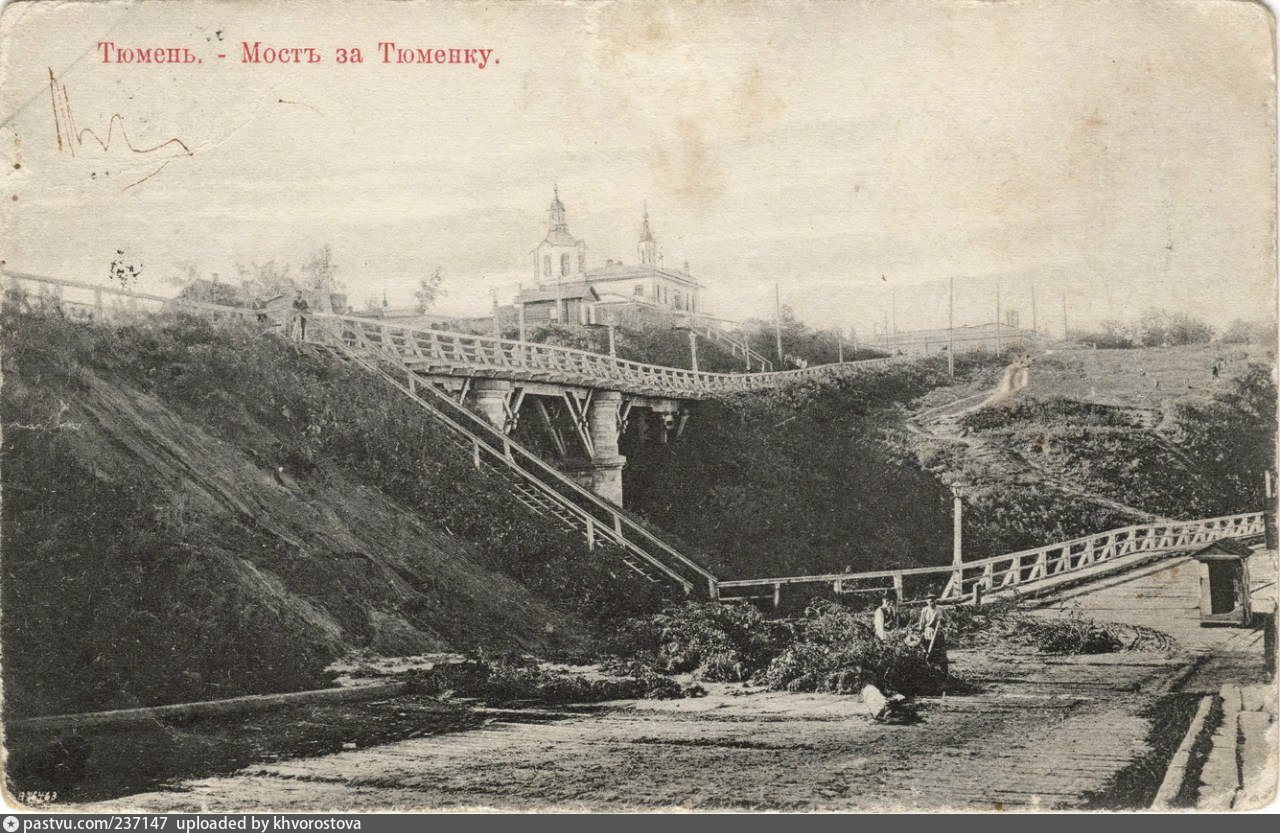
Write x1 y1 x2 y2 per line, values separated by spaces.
756 601 950 696
948 600 1178 654
401 652 690 704
605 603 794 681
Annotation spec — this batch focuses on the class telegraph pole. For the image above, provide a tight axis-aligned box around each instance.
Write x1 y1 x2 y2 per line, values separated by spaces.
837 328 844 363
774 282 784 363
517 285 527 341
951 483 965 592
688 330 699 372
948 276 955 378
891 287 898 342
995 279 1003 354
490 286 501 339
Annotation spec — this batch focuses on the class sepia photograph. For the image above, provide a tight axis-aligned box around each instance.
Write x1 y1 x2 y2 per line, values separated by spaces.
0 0 1276 814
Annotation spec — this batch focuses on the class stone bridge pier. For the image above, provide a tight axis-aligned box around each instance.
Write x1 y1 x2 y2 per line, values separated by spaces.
568 390 625 505
462 379 627 505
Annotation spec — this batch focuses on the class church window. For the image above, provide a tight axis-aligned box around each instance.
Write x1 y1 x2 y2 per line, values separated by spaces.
561 253 570 277
634 284 644 296
543 255 552 279
673 290 682 308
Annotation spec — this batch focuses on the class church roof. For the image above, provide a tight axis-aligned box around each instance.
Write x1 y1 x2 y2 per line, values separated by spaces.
517 283 599 304
542 228 583 247
584 261 698 286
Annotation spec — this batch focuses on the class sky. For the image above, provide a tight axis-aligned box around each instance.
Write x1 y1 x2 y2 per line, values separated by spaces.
1 0 1275 337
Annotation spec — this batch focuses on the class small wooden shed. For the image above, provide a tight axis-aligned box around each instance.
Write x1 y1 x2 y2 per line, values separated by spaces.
1191 538 1254 627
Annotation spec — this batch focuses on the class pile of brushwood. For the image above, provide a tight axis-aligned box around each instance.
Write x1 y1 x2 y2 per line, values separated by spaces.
606 598 1178 698
947 600 1179 654
607 601 951 697
398 652 701 706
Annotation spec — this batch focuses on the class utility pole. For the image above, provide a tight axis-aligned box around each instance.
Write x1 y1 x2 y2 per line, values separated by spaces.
951 483 965 585
688 331 699 371
891 287 898 342
837 328 844 363
517 284 527 341
743 332 753 371
1031 281 1039 336
774 282 784 363
995 279 1003 354
490 286 501 339
948 276 955 378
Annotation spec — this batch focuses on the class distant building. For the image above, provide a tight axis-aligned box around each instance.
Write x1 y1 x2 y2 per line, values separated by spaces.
516 189 702 326
872 321 1038 355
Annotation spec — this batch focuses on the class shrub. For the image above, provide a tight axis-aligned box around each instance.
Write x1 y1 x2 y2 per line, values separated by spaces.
756 601 950 696
401 652 690 704
605 602 794 681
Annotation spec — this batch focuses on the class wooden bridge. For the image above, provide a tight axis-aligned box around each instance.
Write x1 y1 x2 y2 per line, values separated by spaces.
2 270 1268 606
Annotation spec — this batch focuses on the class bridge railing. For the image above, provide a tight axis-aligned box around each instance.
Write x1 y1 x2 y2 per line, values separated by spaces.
310 317 721 596
308 311 906 398
715 512 1269 604
0 272 908 397
1 270 264 322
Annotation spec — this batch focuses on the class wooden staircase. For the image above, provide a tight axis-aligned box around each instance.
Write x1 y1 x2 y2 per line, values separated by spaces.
311 323 717 595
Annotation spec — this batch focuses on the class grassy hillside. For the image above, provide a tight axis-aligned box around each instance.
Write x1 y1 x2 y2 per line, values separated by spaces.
1 297 668 717
621 355 1001 580
902 345 1276 558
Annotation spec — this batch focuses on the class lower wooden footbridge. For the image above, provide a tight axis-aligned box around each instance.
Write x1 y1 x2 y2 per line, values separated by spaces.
3 270 1269 605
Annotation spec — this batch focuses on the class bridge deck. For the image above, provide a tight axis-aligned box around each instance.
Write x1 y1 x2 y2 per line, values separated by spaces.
1031 546 1276 659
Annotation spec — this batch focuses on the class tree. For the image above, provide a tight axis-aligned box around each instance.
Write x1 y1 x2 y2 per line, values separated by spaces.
415 268 445 312
301 245 342 293
1219 319 1266 345
1093 319 1135 349
1167 312 1212 345
236 260 295 302
1134 308 1171 347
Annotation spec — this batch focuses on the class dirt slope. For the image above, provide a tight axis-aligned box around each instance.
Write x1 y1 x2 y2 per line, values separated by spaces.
1 308 601 717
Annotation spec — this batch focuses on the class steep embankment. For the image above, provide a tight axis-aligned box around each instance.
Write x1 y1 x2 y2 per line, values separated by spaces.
1 304 663 717
904 346 1276 557
621 355 1000 580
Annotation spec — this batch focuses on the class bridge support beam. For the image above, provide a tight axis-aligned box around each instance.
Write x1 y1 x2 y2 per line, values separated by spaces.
466 379 513 431
569 390 626 505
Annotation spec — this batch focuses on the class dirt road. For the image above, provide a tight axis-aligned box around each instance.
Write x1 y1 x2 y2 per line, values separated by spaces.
83 651 1197 812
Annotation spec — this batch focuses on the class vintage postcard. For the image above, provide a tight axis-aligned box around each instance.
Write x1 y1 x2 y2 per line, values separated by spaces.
0 0 1276 815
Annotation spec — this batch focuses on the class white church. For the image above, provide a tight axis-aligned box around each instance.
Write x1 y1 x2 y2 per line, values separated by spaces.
515 188 703 326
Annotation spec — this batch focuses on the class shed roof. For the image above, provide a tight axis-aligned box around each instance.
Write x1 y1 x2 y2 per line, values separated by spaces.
1190 538 1255 560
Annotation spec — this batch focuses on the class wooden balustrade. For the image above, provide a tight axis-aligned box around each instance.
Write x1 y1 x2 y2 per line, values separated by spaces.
304 312 905 399
717 512 1268 604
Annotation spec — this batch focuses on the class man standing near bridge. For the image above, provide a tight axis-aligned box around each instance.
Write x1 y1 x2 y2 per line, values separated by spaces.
874 596 899 641
917 596 949 676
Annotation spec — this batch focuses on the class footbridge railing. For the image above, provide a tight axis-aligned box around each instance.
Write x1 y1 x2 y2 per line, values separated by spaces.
306 312 903 399
715 512 1269 606
0 272 905 398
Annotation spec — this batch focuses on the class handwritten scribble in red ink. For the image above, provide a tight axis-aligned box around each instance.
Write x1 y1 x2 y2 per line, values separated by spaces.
47 68 192 191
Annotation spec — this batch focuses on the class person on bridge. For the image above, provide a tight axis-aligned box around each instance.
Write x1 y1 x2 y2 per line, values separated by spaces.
874 596 899 641
916 597 949 676
292 292 310 341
